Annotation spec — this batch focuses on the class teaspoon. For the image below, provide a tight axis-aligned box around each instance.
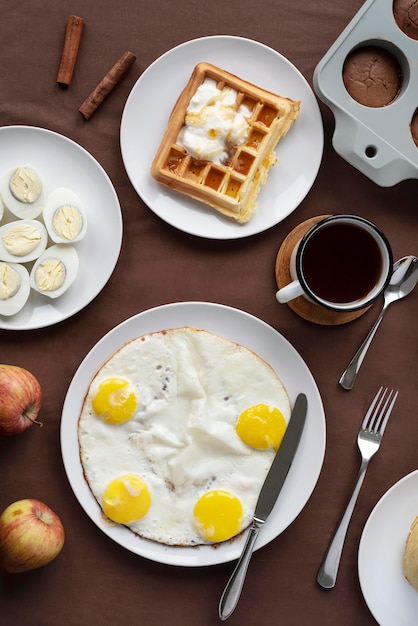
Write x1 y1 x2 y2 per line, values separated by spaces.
339 255 418 390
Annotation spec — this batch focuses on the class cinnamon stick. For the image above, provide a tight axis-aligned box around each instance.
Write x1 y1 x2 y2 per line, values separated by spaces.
79 51 136 120
56 15 84 86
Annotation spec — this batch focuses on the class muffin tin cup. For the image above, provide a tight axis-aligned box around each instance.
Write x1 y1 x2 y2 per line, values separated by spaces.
313 0 418 186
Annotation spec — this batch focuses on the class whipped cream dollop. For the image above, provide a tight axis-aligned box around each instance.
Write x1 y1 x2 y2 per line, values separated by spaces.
177 78 251 163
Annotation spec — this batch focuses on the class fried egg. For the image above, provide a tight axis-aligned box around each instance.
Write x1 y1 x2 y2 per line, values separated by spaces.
0 261 30 316
78 327 291 546
30 244 79 298
43 187 87 244
0 165 45 220
0 219 48 264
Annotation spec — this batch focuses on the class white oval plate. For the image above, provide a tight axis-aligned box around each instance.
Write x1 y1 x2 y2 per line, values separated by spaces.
120 36 323 240
61 301 326 567
0 126 122 330
359 470 418 626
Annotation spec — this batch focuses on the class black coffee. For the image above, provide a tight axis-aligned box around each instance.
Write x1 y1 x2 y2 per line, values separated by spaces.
301 222 383 303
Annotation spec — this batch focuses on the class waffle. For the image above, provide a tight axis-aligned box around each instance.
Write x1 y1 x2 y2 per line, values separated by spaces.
150 62 300 223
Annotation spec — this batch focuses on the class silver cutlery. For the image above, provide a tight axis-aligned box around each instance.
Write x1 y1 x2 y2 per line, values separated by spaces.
219 393 307 620
317 387 398 589
339 255 418 390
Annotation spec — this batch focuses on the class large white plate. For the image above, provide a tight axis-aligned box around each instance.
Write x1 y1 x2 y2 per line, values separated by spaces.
359 470 418 626
61 301 325 567
120 36 323 239
0 126 122 330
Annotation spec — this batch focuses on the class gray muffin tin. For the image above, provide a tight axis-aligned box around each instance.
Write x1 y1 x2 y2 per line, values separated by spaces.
313 0 418 186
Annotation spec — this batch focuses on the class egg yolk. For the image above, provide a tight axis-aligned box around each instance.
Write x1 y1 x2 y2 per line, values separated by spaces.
92 377 137 424
236 404 286 451
193 490 243 542
102 474 151 524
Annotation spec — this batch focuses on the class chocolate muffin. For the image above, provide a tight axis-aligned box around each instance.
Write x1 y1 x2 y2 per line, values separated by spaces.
393 0 418 41
342 45 403 107
411 109 418 147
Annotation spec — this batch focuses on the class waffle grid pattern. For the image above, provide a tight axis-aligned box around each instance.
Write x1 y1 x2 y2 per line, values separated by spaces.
151 63 300 223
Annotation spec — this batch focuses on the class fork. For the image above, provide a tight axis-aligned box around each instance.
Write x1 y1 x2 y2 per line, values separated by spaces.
317 387 398 589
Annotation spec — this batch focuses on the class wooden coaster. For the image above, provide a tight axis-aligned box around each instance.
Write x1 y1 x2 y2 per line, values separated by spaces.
275 215 371 325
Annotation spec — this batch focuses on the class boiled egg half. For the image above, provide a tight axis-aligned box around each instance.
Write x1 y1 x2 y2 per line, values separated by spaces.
0 165 45 220
0 261 31 316
30 244 79 299
43 187 87 244
0 219 48 264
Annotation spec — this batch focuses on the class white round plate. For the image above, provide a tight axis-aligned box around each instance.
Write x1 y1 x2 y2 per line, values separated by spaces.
61 301 326 567
359 470 418 626
0 126 122 330
120 36 323 239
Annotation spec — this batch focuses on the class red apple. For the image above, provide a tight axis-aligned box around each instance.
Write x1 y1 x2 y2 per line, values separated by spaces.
0 499 65 573
0 364 43 436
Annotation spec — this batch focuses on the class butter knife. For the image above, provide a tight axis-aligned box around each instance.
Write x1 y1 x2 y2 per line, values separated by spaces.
219 392 308 621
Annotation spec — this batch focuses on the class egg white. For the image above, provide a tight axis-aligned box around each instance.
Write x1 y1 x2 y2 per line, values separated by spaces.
43 187 87 244
0 219 48 264
0 165 45 220
78 327 291 546
0 261 31 316
30 244 79 299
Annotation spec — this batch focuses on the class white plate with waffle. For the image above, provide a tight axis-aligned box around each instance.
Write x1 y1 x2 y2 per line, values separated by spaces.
0 126 122 331
120 36 324 239
61 301 326 567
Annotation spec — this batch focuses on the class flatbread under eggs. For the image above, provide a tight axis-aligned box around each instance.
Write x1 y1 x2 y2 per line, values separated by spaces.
78 327 291 546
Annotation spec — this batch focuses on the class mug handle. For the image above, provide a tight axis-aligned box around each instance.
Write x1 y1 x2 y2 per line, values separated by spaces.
276 280 304 304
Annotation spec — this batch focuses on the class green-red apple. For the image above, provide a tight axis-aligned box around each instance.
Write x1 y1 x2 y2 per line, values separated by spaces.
0 364 42 436
0 499 65 573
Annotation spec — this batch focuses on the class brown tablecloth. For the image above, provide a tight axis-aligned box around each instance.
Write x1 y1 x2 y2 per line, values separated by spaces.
1 1 417 624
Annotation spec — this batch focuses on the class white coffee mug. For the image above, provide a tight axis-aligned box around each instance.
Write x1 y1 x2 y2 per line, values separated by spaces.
276 215 393 312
